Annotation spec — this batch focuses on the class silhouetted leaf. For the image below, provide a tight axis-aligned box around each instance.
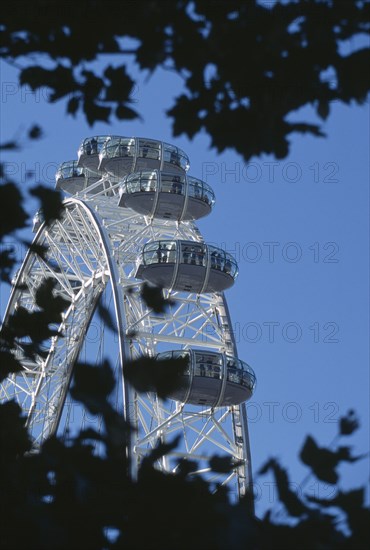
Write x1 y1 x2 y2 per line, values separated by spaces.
26 241 49 260
141 283 174 314
75 428 106 444
30 186 63 225
20 65 77 101
336 48 370 104
83 100 111 126
115 105 139 120
0 349 24 381
5 307 58 343
317 99 330 120
0 140 19 151
258 458 310 517
28 125 42 140
0 248 16 283
0 183 28 238
307 487 365 510
0 401 31 459
70 360 116 414
104 64 135 102
176 458 199 476
67 96 80 116
300 435 365 484
123 355 188 399
35 278 71 322
104 410 131 453
209 455 244 474
339 409 360 436
141 435 181 470
288 122 326 138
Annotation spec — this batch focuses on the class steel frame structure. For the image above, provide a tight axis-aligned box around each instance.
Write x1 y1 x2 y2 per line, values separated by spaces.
1 157 253 502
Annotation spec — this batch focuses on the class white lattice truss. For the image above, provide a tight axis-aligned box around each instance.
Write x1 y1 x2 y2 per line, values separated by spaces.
1 176 252 500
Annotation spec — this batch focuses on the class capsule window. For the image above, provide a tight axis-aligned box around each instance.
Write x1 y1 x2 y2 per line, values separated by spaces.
138 139 160 160
179 152 190 171
240 361 256 390
80 136 118 156
180 243 206 266
144 241 176 264
140 173 157 192
96 136 111 152
209 247 225 272
58 161 84 180
164 242 177 263
104 137 134 158
104 138 120 158
84 137 99 155
126 175 140 193
160 174 185 195
163 144 189 170
160 351 172 360
163 144 180 166
117 140 132 157
242 371 252 389
203 186 215 206
226 358 244 384
142 241 159 265
194 353 222 378
188 178 203 200
143 249 158 265
225 255 238 277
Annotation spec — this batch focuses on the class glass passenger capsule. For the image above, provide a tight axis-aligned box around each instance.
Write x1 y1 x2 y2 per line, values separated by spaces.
98 137 190 177
136 240 238 293
118 170 215 221
55 160 101 195
156 350 256 406
55 160 104 195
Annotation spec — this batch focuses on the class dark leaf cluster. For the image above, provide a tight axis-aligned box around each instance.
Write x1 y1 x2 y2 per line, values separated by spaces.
140 282 175 314
1 0 369 159
122 355 188 400
1 352 369 549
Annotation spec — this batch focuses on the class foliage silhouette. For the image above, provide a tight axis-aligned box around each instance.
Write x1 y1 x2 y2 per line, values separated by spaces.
139 283 175 314
1 2 370 548
1 0 369 160
299 434 365 484
122 355 189 400
0 349 369 550
0 191 369 548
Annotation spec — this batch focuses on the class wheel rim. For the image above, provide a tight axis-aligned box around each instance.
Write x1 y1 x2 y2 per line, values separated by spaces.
1 144 254 503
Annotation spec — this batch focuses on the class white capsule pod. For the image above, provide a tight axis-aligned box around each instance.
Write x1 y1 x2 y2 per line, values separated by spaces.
55 160 102 195
157 350 256 406
136 240 238 294
118 170 215 221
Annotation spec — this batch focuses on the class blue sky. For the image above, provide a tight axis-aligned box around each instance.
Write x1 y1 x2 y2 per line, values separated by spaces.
1 51 369 516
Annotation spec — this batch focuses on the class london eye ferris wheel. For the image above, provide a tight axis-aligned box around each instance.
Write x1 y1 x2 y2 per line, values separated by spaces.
1 135 257 502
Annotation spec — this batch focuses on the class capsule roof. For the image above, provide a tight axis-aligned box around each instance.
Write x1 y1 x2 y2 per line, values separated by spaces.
77 136 190 177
